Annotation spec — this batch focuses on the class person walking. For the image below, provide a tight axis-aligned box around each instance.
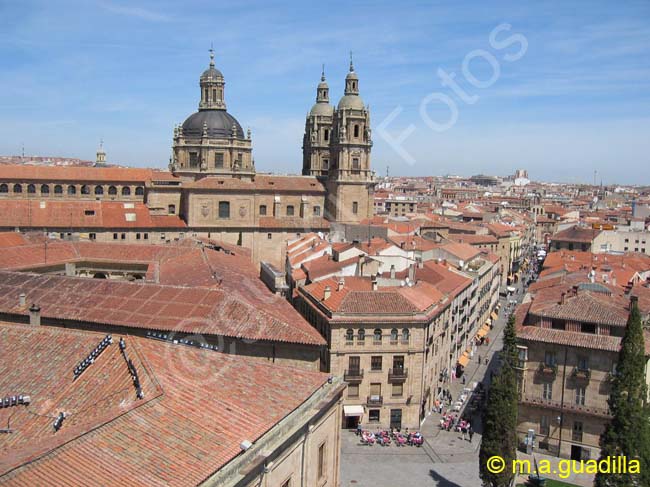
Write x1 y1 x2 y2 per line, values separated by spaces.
469 425 474 443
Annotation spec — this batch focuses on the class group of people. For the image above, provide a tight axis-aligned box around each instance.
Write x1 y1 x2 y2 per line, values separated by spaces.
438 414 474 442
357 426 423 447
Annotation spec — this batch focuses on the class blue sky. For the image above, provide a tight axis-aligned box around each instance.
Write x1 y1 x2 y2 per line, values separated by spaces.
1 0 649 184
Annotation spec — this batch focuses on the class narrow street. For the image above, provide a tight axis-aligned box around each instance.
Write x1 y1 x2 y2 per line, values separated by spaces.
341 277 528 487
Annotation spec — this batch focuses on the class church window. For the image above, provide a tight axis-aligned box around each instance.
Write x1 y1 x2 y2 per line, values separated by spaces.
323 159 329 169
313 206 321 216
135 186 144 196
27 184 36 194
212 89 217 101
95 185 104 196
286 205 295 216
259 205 267 216
189 152 199 167
0 184 7 193
40 184 50 195
54 185 63 194
108 185 117 195
324 129 329 141
122 186 131 196
67 185 76 195
354 125 359 138
13 184 22 193
352 158 360 170
352 202 359 214
218 201 230 219
215 153 224 168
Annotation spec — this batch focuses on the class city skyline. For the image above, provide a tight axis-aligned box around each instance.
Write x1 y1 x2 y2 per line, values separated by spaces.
1 0 649 184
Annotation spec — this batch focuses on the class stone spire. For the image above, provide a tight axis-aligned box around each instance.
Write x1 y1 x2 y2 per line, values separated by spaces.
199 46 226 110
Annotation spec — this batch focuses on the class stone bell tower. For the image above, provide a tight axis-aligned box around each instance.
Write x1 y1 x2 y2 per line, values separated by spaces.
302 66 334 178
325 56 374 223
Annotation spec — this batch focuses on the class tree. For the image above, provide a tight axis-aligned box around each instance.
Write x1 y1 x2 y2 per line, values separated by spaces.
479 314 519 487
595 300 650 487
479 362 518 487
502 313 518 367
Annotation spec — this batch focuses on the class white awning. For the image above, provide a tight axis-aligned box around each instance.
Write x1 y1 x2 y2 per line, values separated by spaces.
343 405 365 417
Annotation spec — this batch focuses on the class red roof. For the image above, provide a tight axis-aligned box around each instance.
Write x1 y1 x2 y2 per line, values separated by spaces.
0 164 154 182
0 200 187 229
0 232 29 248
0 323 330 486
185 174 326 193
0 270 325 346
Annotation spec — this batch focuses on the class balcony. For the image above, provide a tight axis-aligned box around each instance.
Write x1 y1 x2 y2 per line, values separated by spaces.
344 369 364 383
537 362 557 377
572 367 591 381
367 395 384 406
388 367 408 382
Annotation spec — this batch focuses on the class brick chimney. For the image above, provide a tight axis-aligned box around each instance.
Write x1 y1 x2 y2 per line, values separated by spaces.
29 303 41 326
19 293 26 307
560 292 566 305
337 277 345 292
372 277 378 291
390 265 396 279
323 286 331 301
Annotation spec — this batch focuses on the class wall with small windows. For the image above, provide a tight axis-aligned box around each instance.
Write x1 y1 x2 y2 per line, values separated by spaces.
0 180 146 202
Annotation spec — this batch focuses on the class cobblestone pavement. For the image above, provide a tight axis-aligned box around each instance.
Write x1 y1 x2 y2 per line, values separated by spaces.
341 289 519 487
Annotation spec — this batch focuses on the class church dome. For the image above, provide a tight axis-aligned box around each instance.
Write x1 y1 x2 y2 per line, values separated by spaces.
310 102 334 116
200 66 224 80
181 110 244 139
337 94 365 110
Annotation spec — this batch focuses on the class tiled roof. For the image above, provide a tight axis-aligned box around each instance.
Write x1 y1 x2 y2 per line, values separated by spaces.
301 254 358 280
0 164 154 182
185 174 326 193
529 290 629 327
417 261 472 298
551 225 601 243
448 234 498 245
0 323 330 486
0 200 186 229
0 232 29 248
0 270 326 346
518 325 622 352
439 242 481 262
387 235 438 251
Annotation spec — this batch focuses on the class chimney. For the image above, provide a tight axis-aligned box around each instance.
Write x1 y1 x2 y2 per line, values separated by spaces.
372 277 378 291
408 264 416 283
560 292 566 305
390 265 396 279
65 262 76 276
417 258 424 269
323 285 331 301
337 277 345 292
612 276 617 287
19 293 26 307
29 303 41 326
630 295 638 311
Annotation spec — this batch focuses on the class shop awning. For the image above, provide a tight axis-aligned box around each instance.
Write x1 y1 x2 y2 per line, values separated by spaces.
343 405 365 417
476 323 490 339
490 311 498 320
457 351 470 367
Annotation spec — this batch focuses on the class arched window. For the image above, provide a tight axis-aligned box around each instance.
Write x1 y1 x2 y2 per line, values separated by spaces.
346 329 354 342
358 329 365 342
108 185 117 195
402 328 410 342
354 124 359 138
391 328 398 342
67 185 76 195
80 185 90 195
374 328 382 343
40 184 50 195
13 184 22 193
0 183 7 193
54 185 63 194
122 186 131 196
135 186 144 196
94 185 104 195
27 184 36 194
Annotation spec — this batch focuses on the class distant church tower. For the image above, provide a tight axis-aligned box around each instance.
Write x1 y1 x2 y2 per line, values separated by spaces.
323 56 374 223
95 139 106 166
302 66 334 177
